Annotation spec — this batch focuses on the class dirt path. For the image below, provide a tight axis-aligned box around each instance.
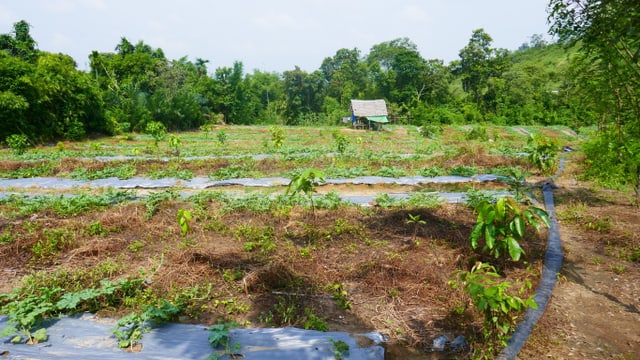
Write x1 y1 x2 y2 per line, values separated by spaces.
520 181 640 359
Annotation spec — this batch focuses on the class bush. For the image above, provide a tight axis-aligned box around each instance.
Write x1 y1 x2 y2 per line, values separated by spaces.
145 121 167 146
465 126 489 141
526 134 559 175
5 134 30 155
417 124 443 139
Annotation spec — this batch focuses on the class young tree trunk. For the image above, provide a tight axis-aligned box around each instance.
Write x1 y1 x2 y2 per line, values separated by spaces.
636 166 640 208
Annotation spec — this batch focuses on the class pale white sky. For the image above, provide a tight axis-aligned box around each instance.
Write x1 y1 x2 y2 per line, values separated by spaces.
0 0 551 73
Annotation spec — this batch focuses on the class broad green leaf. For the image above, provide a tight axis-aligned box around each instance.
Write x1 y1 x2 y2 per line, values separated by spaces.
512 216 525 238
496 198 505 221
32 328 48 343
500 301 508 313
506 197 521 215
470 222 484 249
0 325 18 338
485 286 498 297
485 223 496 249
485 209 496 224
529 206 550 228
506 236 524 261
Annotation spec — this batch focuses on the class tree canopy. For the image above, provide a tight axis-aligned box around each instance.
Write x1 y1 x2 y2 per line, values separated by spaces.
0 18 598 144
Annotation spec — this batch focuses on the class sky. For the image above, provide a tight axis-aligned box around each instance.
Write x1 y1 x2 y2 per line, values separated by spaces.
0 0 552 74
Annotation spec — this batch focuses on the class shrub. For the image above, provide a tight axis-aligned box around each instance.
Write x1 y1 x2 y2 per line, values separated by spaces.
5 134 30 155
526 134 559 175
470 196 549 262
450 262 537 356
145 121 167 146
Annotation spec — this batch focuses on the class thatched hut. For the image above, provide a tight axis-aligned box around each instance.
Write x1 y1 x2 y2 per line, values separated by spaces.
349 99 389 130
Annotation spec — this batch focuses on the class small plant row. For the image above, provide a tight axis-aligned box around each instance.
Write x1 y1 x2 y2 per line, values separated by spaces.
0 277 243 357
0 156 530 180
3 124 572 158
0 278 145 344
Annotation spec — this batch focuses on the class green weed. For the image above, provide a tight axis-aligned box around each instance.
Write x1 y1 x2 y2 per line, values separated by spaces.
450 262 537 358
70 164 136 180
328 283 352 310
144 190 179 219
207 321 241 360
303 308 328 331
329 338 350 360
31 228 75 260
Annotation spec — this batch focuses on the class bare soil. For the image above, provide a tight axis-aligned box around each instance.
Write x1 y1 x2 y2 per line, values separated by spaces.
519 159 640 359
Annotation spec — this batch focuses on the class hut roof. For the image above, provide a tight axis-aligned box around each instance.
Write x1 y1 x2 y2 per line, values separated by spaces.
350 99 388 117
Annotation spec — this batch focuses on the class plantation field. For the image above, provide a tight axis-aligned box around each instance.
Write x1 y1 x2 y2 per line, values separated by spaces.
1 125 639 359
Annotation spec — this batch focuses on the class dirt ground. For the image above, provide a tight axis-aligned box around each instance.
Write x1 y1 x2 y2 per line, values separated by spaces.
519 161 640 359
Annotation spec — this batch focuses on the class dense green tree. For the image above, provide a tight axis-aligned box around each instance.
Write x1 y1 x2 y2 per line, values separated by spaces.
244 70 284 124
213 61 254 124
31 53 104 140
90 38 208 131
282 67 326 124
0 20 37 62
367 38 430 107
549 0 640 203
453 29 511 117
0 51 34 140
320 48 367 106
1 21 104 142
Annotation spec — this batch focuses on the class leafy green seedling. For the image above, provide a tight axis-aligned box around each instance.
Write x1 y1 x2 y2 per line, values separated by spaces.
329 338 350 360
286 168 326 215
207 321 241 360
470 196 549 262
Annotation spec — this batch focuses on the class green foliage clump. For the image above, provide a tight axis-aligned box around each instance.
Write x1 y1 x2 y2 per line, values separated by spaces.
70 164 137 180
286 168 326 213
419 166 446 177
144 190 179 219
375 166 406 178
111 300 181 349
5 134 31 155
303 308 328 331
526 134 559 175
145 121 167 146
269 126 285 149
0 279 145 345
207 321 241 360
465 126 489 141
0 191 134 219
581 133 640 205
329 338 350 360
0 162 54 179
216 129 227 145
332 130 350 154
449 165 479 177
417 124 443 139
328 283 352 310
470 196 549 262
450 262 537 357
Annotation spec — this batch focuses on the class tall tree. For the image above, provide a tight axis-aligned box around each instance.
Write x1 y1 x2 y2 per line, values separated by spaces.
90 38 208 131
453 29 511 115
320 48 367 106
282 67 325 124
548 0 640 204
0 20 37 62
367 38 430 107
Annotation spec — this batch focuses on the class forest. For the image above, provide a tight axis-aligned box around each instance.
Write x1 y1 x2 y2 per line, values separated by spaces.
0 0 639 192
